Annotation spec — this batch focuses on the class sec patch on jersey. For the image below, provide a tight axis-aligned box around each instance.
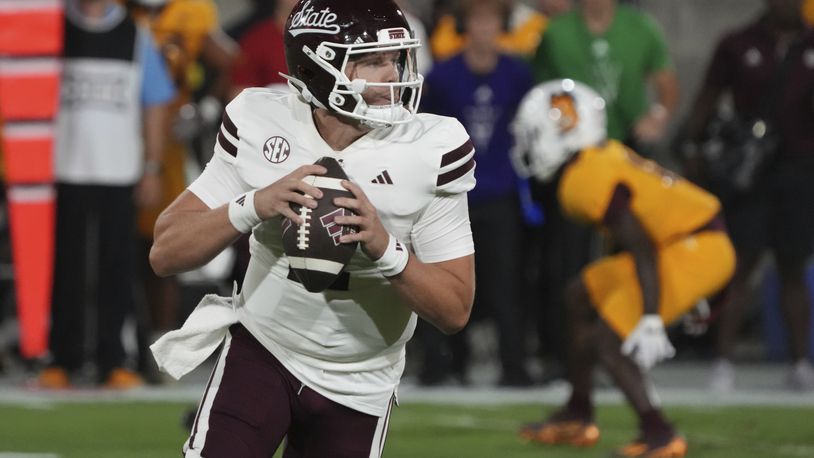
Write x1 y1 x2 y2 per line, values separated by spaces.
281 157 358 292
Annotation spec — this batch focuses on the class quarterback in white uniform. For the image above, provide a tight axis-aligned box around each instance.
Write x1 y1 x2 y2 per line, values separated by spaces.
149 0 476 456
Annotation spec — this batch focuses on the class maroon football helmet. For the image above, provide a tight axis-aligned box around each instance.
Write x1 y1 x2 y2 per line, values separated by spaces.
281 0 423 128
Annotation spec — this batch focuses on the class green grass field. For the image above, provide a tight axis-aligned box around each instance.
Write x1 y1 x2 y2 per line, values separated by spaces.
0 402 812 457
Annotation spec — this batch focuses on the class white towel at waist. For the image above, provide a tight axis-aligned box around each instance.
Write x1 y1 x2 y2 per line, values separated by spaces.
150 293 238 380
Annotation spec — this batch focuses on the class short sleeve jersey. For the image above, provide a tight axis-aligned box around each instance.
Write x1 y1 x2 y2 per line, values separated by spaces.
559 140 720 245
189 89 476 416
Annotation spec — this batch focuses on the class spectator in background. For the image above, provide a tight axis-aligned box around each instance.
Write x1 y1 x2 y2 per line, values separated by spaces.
430 0 553 61
396 0 434 74
539 0 573 17
805 0 814 26
127 0 238 384
421 0 535 387
527 0 678 385
532 0 678 150
37 0 175 389
230 0 299 97
226 0 278 41
681 0 814 392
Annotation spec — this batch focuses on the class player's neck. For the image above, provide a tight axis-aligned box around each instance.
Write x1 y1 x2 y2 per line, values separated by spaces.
312 108 371 151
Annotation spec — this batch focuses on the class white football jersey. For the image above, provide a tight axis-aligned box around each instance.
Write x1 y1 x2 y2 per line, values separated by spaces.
187 88 476 416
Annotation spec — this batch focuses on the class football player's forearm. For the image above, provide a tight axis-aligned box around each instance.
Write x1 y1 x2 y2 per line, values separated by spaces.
609 208 660 316
389 255 475 335
632 249 660 316
150 205 241 277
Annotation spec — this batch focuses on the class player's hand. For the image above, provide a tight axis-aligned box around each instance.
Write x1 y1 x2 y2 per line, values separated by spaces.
621 315 676 369
254 164 326 224
134 172 163 208
333 180 389 260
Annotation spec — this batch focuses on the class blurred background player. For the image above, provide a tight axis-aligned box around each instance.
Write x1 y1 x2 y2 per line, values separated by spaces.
527 0 679 385
512 79 734 457
127 0 238 384
38 0 176 389
681 0 814 391
420 0 535 387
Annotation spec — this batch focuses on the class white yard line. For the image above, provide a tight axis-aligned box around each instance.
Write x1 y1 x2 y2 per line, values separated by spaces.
1 383 813 407
0 454 60 458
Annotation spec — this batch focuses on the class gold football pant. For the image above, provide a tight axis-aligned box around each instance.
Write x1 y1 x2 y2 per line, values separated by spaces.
583 231 735 338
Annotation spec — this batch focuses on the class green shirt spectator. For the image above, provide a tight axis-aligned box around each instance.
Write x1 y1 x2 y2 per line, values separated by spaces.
531 3 677 144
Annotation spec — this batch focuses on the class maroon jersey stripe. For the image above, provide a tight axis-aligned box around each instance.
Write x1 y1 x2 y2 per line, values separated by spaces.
440 139 474 167
217 130 238 157
436 157 475 186
221 111 238 139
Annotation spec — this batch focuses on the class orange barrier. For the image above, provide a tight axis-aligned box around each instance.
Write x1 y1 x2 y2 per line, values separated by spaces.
0 0 63 56
0 0 62 359
7 185 54 359
2 123 54 184
0 60 61 121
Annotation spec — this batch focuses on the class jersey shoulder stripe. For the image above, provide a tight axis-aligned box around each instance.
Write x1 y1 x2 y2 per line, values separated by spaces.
436 134 475 190
440 139 474 167
408 113 476 194
437 156 475 186
213 91 251 161
222 110 238 139
216 130 237 157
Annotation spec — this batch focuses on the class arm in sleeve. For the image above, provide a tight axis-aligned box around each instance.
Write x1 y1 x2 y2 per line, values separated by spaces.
642 14 674 74
382 120 476 334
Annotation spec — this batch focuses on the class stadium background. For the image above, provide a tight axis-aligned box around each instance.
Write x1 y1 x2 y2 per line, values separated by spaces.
1 0 814 457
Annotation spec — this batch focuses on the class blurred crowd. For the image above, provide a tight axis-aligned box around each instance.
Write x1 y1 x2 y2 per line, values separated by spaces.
0 0 813 394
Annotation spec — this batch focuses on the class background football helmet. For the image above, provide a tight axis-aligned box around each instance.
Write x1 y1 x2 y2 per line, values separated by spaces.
282 0 423 128
511 79 607 182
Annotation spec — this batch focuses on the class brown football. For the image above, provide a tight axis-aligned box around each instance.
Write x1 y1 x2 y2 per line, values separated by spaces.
281 157 358 292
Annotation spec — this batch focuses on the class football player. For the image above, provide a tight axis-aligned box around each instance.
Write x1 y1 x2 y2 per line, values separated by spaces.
512 79 735 458
148 1 476 457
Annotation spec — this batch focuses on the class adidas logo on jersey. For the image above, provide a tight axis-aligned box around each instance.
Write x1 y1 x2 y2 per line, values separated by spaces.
371 170 393 184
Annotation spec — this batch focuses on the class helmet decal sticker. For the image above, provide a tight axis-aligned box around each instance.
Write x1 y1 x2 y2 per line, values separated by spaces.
289 0 340 37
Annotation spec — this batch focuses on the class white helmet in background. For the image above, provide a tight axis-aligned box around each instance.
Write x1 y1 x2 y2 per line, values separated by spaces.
511 79 607 182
